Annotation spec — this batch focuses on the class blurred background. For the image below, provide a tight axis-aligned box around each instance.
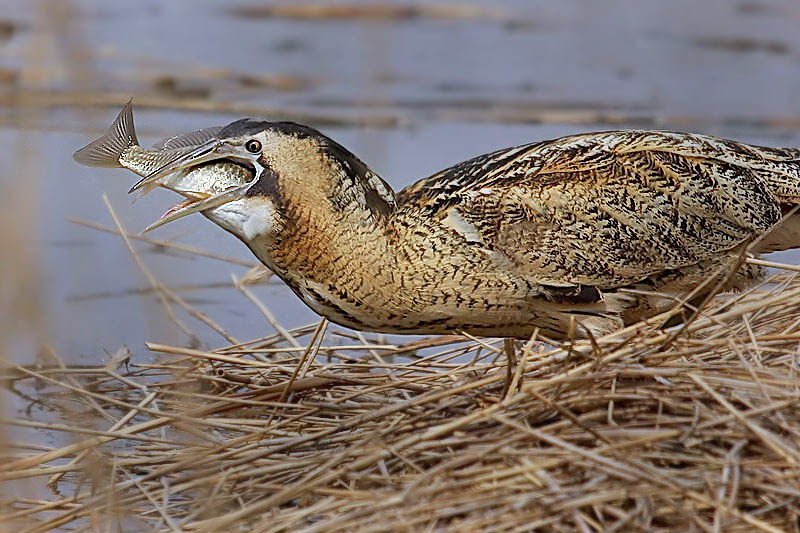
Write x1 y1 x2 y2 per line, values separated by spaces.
2 0 800 498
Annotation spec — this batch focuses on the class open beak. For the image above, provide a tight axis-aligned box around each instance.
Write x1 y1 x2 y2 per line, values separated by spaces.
128 138 225 194
127 137 263 232
143 181 253 233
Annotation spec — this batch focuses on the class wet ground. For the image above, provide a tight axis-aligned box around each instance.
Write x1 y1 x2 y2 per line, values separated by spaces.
2 0 800 499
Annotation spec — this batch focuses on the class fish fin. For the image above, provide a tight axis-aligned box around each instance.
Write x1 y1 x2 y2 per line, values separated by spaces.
73 99 139 167
152 126 223 150
130 182 159 204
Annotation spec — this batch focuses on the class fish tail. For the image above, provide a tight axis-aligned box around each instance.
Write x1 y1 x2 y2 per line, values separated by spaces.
73 99 139 167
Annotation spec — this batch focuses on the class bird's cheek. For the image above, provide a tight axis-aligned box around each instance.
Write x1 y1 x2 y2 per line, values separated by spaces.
241 206 276 241
207 197 278 242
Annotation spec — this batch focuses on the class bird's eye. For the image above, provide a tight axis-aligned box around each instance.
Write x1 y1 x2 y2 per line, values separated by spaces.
245 139 262 153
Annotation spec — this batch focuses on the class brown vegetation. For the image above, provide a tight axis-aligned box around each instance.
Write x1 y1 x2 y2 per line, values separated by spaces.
1 216 799 530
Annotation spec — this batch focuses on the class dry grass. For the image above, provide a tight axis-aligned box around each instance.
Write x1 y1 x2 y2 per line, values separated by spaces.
1 209 800 532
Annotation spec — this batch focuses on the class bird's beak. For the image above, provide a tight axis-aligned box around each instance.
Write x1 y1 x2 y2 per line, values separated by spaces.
127 136 263 232
128 138 226 193
142 181 253 233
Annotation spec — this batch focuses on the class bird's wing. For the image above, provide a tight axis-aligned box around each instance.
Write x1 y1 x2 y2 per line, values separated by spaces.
398 130 800 290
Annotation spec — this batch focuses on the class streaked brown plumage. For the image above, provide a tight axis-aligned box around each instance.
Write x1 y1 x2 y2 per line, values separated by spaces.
74 104 800 339
387 130 800 338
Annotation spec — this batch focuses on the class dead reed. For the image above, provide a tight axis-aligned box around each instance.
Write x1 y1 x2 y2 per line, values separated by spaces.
1 214 800 531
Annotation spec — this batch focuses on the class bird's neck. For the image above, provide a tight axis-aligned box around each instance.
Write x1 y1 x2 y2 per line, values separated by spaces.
264 153 399 285
253 154 528 334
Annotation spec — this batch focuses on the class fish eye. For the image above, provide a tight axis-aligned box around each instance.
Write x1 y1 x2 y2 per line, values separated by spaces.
245 139 262 154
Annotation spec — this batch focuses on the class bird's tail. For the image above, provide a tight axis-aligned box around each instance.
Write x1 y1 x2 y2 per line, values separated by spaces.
73 99 138 168
754 208 800 253
753 151 800 251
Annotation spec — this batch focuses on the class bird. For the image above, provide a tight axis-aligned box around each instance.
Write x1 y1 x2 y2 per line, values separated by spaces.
74 102 800 340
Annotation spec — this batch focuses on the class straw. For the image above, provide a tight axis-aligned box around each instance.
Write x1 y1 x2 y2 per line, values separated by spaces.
2 203 800 531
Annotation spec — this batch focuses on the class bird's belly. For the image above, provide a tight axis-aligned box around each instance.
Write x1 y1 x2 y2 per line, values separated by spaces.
288 277 627 340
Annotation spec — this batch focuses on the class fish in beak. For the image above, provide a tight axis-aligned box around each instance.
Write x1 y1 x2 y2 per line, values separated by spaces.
142 178 254 232
133 138 265 232
128 137 227 193
74 101 272 233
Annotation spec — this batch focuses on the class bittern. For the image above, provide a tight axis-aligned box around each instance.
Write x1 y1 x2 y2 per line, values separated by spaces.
74 102 800 340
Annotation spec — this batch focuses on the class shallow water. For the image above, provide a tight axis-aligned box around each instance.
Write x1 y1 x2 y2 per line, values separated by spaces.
2 0 800 502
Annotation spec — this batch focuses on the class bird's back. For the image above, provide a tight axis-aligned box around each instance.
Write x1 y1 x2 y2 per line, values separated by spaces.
389 130 800 337
397 130 800 286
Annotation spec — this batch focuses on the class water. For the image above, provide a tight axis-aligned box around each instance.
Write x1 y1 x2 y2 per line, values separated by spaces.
2 0 800 501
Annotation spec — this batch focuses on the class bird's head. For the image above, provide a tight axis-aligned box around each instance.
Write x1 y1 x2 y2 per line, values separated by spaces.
136 119 396 245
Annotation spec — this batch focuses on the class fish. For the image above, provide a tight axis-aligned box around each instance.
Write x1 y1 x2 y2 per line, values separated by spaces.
73 100 256 231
